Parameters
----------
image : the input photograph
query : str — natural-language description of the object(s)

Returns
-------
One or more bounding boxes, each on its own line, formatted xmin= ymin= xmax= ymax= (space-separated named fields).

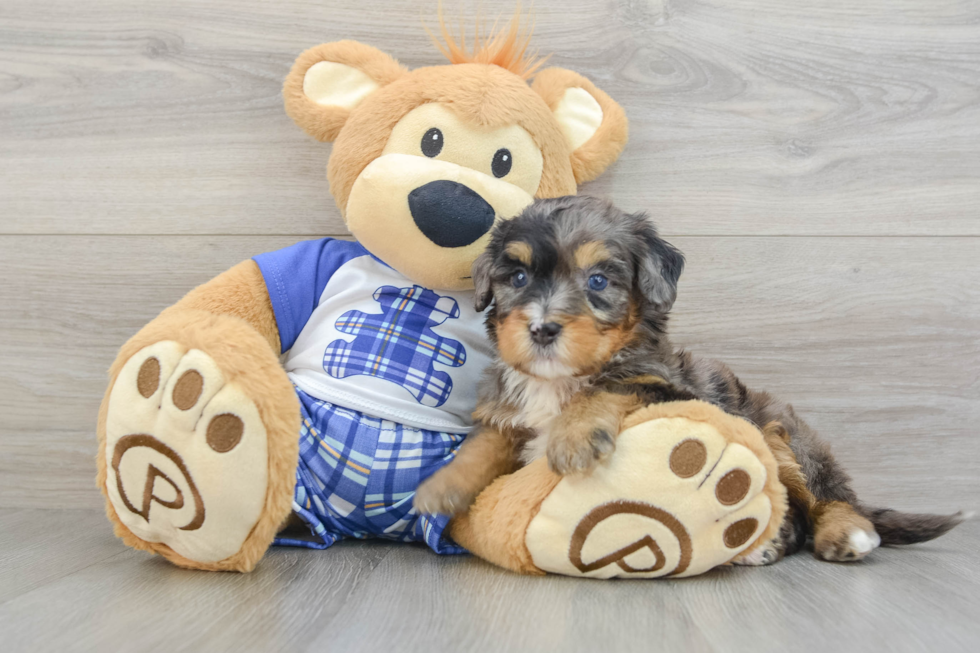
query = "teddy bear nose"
xmin=408 ymin=180 xmax=496 ymax=248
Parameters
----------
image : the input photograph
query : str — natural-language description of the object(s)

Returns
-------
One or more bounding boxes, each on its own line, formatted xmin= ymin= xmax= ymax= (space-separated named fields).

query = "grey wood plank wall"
xmin=1 ymin=0 xmax=978 ymax=512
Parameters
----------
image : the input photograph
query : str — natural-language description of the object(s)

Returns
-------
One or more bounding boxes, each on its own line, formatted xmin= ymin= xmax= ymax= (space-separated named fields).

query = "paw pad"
xmin=172 ymin=370 xmax=204 ymax=410
xmin=715 ymin=469 xmax=751 ymax=506
xmin=105 ymin=342 xmax=269 ymax=563
xmin=525 ymin=415 xmax=774 ymax=578
xmin=206 ymin=414 xmax=244 ymax=453
xmin=137 ymin=357 xmax=161 ymax=398
xmin=723 ymin=518 xmax=758 ymax=548
xmin=669 ymin=439 xmax=706 ymax=477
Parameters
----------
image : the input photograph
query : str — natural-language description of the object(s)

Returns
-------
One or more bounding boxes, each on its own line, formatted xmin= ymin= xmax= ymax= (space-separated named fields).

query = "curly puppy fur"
xmin=415 ymin=196 xmax=966 ymax=563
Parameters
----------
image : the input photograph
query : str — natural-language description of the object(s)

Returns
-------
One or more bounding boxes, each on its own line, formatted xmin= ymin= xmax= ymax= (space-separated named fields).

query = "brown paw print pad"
xmin=668 ymin=439 xmax=756 ymax=549
xmin=715 ymin=469 xmax=751 ymax=505
xmin=723 ymin=518 xmax=759 ymax=549
xmin=136 ymin=358 xmax=243 ymax=454
xmin=137 ymin=357 xmax=161 ymax=398
xmin=668 ymin=439 xmax=707 ymax=477
xmin=173 ymin=369 xmax=204 ymax=410
xmin=207 ymin=414 xmax=244 ymax=453
xmin=669 ymin=439 xmax=752 ymax=504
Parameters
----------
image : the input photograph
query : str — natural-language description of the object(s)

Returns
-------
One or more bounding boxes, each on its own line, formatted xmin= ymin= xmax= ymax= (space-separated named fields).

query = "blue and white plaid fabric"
xmin=323 ymin=285 xmax=467 ymax=407
xmin=273 ymin=386 xmax=466 ymax=554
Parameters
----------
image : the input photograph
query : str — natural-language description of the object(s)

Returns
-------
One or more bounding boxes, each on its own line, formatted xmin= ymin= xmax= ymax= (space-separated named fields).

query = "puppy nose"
xmin=408 ymin=180 xmax=496 ymax=248
xmin=529 ymin=322 xmax=562 ymax=346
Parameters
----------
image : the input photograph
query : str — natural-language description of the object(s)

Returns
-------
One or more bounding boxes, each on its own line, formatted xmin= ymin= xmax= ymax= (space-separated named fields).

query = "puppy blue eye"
xmin=512 ymin=270 xmax=528 ymax=288
xmin=588 ymin=274 xmax=608 ymax=291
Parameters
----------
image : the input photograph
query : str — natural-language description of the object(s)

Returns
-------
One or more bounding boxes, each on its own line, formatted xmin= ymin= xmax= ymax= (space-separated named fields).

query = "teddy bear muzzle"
xmin=343 ymin=153 xmax=534 ymax=290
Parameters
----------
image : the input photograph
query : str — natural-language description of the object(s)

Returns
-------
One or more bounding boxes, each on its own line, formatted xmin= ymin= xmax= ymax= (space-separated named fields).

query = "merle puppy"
xmin=415 ymin=195 xmax=965 ymax=563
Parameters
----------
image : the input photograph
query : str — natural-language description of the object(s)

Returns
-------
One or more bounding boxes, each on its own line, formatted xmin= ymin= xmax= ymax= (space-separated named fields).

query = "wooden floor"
xmin=1 ymin=0 xmax=979 ymax=650
xmin=0 ymin=508 xmax=977 ymax=652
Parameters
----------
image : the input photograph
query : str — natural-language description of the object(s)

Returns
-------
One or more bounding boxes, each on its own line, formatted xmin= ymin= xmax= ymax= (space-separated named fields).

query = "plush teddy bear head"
xmin=284 ymin=15 xmax=628 ymax=290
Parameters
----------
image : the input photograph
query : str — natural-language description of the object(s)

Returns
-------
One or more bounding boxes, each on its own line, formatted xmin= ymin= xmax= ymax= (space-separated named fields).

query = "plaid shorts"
xmin=273 ymin=387 xmax=466 ymax=554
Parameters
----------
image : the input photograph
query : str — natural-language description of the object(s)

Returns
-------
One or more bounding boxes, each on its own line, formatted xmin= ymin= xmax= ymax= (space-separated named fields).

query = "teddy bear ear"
xmin=283 ymin=40 xmax=407 ymax=142
xmin=532 ymin=68 xmax=629 ymax=184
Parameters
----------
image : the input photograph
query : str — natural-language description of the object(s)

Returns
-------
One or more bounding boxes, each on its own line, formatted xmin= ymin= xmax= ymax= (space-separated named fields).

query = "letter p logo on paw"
xmin=111 ymin=434 xmax=206 ymax=531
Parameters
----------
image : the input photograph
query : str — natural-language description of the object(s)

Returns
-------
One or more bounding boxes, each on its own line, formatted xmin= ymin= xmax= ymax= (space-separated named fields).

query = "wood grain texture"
xmin=0 ymin=509 xmax=394 ymax=651
xmin=1 ymin=235 xmax=976 ymax=511
xmin=1 ymin=1 xmax=978 ymax=648
xmin=1 ymin=0 xmax=979 ymax=236
xmin=0 ymin=508 xmax=127 ymax=603
xmin=1 ymin=508 xmax=977 ymax=652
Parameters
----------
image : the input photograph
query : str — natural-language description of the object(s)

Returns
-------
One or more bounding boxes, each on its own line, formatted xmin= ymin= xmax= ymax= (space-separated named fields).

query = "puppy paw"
xmin=732 ymin=541 xmax=781 ymax=566
xmin=814 ymin=503 xmax=881 ymax=562
xmin=414 ymin=472 xmax=478 ymax=516
xmin=547 ymin=428 xmax=616 ymax=475
xmin=815 ymin=523 xmax=881 ymax=562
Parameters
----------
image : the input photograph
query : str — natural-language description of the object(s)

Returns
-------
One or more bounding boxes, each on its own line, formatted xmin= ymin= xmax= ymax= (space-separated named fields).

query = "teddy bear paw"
xmin=104 ymin=342 xmax=270 ymax=564
xmin=524 ymin=411 xmax=776 ymax=578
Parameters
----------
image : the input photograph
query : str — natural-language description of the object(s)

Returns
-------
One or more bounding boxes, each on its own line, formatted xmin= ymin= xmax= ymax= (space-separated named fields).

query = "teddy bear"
xmin=96 ymin=15 xmax=787 ymax=577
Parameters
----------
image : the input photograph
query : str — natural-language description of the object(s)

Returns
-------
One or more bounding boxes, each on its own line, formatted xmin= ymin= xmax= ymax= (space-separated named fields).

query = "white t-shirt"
xmin=254 ymin=238 xmax=492 ymax=433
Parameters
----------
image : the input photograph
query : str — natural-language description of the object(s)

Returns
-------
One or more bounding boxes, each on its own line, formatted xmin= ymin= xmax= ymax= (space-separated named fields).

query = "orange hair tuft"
xmin=427 ymin=2 xmax=548 ymax=80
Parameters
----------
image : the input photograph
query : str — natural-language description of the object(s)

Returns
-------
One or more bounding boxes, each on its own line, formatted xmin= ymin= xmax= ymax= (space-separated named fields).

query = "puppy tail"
xmin=861 ymin=506 xmax=972 ymax=545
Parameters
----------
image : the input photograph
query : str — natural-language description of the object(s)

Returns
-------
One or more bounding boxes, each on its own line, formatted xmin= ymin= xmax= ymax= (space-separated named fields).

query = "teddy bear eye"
xmin=421 ymin=128 xmax=444 ymax=157
xmin=492 ymin=148 xmax=513 ymax=177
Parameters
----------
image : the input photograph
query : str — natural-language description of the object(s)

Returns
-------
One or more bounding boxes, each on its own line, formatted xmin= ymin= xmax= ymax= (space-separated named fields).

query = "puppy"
xmin=415 ymin=196 xmax=965 ymax=563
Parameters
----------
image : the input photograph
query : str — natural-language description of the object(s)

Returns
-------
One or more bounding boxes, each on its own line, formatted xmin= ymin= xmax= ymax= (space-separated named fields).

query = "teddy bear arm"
xmin=166 ymin=259 xmax=281 ymax=354
xmin=97 ymin=259 xmax=299 ymax=572
xmin=449 ymin=462 xmax=562 ymax=575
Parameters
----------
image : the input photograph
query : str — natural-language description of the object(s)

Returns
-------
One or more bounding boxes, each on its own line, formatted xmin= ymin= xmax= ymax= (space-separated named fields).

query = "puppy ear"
xmin=472 ymin=249 xmax=495 ymax=312
xmin=633 ymin=214 xmax=685 ymax=311
xmin=283 ymin=40 xmax=406 ymax=142
xmin=531 ymin=68 xmax=628 ymax=184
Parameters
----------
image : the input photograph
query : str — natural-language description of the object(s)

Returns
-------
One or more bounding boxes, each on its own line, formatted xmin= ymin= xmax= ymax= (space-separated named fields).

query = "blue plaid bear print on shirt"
xmin=323 ymin=285 xmax=467 ymax=407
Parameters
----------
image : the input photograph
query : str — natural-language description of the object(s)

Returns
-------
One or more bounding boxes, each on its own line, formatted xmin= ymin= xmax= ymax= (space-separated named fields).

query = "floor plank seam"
xmin=0 ymin=548 xmax=130 ymax=609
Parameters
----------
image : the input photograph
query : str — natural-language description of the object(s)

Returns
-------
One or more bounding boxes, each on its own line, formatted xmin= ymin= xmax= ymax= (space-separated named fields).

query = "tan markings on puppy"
xmin=560 ymin=314 xmax=637 ymax=376
xmin=763 ymin=421 xmax=792 ymax=444
xmin=812 ymin=500 xmax=880 ymax=562
xmin=505 ymin=241 xmax=534 ymax=267
xmin=546 ymin=391 xmax=642 ymax=475
xmin=589 ymin=296 xmax=642 ymax=370
xmin=619 ymin=375 xmax=668 ymax=386
xmin=473 ymin=394 xmax=521 ymax=431
xmin=414 ymin=426 xmax=521 ymax=516
xmin=560 ymin=316 xmax=605 ymax=373
xmin=573 ymin=240 xmax=610 ymax=269
xmin=739 ymin=421 xmax=814 ymax=564
xmin=763 ymin=422 xmax=815 ymax=514
xmin=495 ymin=309 xmax=536 ymax=373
